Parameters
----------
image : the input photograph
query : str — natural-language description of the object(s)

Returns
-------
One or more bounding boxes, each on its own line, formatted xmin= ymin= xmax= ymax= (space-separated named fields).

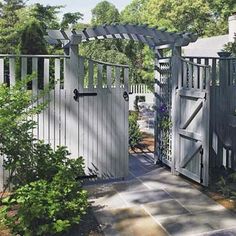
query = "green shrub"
xmin=0 ymin=76 xmax=47 ymax=190
xmin=0 ymin=77 xmax=88 ymax=235
xmin=1 ymin=157 xmax=88 ymax=235
xmin=129 ymin=112 xmax=141 ymax=148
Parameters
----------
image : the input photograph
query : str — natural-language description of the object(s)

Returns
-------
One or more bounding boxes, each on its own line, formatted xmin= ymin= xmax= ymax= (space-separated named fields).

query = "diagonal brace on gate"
xmin=180 ymin=141 xmax=202 ymax=168
xmin=180 ymin=100 xmax=203 ymax=129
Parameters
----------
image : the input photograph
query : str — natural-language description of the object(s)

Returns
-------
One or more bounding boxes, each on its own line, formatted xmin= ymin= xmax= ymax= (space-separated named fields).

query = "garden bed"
xmin=0 ymin=205 xmax=104 ymax=236
xmin=129 ymin=132 xmax=154 ymax=153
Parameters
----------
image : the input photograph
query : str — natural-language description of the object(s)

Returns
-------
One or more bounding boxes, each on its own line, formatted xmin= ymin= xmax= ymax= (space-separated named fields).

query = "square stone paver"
xmin=158 ymin=213 xmax=214 ymax=236
xmin=199 ymin=227 xmax=236 ymax=236
xmin=119 ymin=189 xmax=172 ymax=206
xmin=95 ymin=206 xmax=168 ymax=236
xmin=143 ymin=199 xmax=190 ymax=220
xmin=113 ymin=179 xmax=149 ymax=192
xmin=158 ymin=209 xmax=236 ymax=236
xmin=86 ymin=184 xmax=128 ymax=210
xmin=164 ymin=187 xmax=225 ymax=213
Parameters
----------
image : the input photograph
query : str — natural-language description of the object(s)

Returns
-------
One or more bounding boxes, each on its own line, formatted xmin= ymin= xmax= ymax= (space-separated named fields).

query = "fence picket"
xmin=43 ymin=59 xmax=50 ymax=144
xmin=0 ymin=59 xmax=4 ymax=84
xmin=9 ymin=58 xmax=16 ymax=86
xmin=54 ymin=59 xmax=61 ymax=147
xmin=32 ymin=58 xmax=38 ymax=139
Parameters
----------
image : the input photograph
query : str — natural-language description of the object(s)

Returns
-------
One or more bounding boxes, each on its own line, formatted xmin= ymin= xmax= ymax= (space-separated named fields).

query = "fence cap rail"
xmin=0 ymin=54 xmax=69 ymax=58
xmin=0 ymin=54 xmax=129 ymax=68
xmin=184 ymin=56 xmax=236 ymax=60
xmin=178 ymin=56 xmax=211 ymax=68
xmin=82 ymin=56 xmax=129 ymax=68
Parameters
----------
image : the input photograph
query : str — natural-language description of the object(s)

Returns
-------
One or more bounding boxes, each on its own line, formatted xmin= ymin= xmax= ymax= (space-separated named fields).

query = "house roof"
xmin=183 ymin=34 xmax=229 ymax=57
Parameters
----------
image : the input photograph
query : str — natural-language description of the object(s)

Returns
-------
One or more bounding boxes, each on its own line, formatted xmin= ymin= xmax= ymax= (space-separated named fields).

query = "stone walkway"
xmin=85 ymin=153 xmax=236 ymax=236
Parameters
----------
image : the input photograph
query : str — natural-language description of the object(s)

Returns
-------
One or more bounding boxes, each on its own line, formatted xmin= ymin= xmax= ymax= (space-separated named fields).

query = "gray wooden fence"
xmin=0 ymin=54 xmax=129 ymax=190
xmin=172 ymin=56 xmax=211 ymax=186
xmin=185 ymin=57 xmax=236 ymax=173
xmin=1 ymin=52 xmax=236 ymax=189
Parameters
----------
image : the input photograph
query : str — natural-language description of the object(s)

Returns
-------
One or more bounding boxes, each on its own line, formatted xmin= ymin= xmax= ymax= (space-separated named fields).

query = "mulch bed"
xmin=129 ymin=132 xmax=154 ymax=153
xmin=0 ymin=204 xmax=104 ymax=236
xmin=67 ymin=206 xmax=104 ymax=236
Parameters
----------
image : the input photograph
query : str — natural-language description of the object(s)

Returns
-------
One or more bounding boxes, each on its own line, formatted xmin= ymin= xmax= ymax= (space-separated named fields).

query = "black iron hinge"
xmin=200 ymin=148 xmax=204 ymax=155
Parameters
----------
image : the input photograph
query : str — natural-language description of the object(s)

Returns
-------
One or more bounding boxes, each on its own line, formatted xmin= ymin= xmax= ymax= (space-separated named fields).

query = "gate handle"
xmin=123 ymin=91 xmax=129 ymax=102
xmin=73 ymin=89 xmax=98 ymax=101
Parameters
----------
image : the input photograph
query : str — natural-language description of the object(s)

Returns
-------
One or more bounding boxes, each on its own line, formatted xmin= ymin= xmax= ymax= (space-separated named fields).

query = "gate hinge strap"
xmin=200 ymin=148 xmax=204 ymax=155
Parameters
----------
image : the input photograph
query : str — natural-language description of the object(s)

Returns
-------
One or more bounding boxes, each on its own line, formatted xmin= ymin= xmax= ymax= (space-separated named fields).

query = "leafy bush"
xmin=0 ymin=77 xmax=88 ymax=235
xmin=0 ymin=76 xmax=47 ymax=190
xmin=129 ymin=112 xmax=141 ymax=148
xmin=216 ymin=172 xmax=236 ymax=197
xmin=1 ymin=157 xmax=88 ymax=236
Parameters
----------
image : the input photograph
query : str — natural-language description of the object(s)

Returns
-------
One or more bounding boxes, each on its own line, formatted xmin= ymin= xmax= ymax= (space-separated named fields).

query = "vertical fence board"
xmin=43 ymin=59 xmax=50 ymax=144
xmin=21 ymin=58 xmax=27 ymax=80
xmin=0 ymin=58 xmax=4 ymax=83
xmin=123 ymin=68 xmax=129 ymax=175
xmin=96 ymin=64 xmax=103 ymax=176
xmin=88 ymin=60 xmax=94 ymax=89
xmin=9 ymin=58 xmax=16 ymax=86
xmin=115 ymin=67 xmax=122 ymax=177
xmin=32 ymin=58 xmax=39 ymax=139
xmin=54 ymin=59 xmax=61 ymax=147
xmin=106 ymin=66 xmax=113 ymax=175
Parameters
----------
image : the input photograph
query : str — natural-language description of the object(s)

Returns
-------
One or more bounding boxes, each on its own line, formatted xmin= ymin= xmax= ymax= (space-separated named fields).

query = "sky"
xmin=27 ymin=0 xmax=132 ymax=23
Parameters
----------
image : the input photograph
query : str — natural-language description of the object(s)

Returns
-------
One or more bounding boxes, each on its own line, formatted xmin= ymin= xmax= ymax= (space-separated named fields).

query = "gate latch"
xmin=73 ymin=89 xmax=97 ymax=101
xmin=123 ymin=91 xmax=129 ymax=102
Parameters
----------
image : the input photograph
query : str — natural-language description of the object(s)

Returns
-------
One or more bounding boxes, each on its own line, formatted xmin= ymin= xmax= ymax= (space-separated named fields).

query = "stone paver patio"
xmin=85 ymin=153 xmax=236 ymax=236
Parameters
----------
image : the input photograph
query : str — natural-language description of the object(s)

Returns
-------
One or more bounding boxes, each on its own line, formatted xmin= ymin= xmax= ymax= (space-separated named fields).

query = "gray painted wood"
xmin=9 ymin=58 xmax=16 ymax=86
xmin=172 ymin=56 xmax=211 ymax=186
xmin=43 ymin=59 xmax=50 ymax=144
xmin=54 ymin=59 xmax=61 ymax=148
xmin=75 ymin=61 xmax=129 ymax=178
xmin=0 ymin=59 xmax=4 ymax=83
xmin=32 ymin=58 xmax=38 ymax=139
xmin=21 ymin=57 xmax=27 ymax=81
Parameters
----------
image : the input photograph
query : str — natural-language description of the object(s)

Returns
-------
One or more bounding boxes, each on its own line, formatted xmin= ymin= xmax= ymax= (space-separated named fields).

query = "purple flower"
xmin=159 ymin=104 xmax=167 ymax=113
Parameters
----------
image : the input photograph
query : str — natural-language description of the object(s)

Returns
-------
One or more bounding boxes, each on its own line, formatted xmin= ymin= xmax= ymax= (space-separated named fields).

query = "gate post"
xmin=154 ymin=47 xmax=163 ymax=164
xmin=64 ymin=34 xmax=82 ymax=158
xmin=171 ymin=46 xmax=181 ymax=174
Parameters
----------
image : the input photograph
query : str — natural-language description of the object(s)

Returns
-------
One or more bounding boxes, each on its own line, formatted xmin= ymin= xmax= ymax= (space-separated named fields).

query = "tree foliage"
xmin=61 ymin=12 xmax=83 ymax=30
xmin=91 ymin=0 xmax=120 ymax=25
xmin=0 ymin=0 xmax=25 ymax=53
xmin=121 ymin=0 xmax=236 ymax=37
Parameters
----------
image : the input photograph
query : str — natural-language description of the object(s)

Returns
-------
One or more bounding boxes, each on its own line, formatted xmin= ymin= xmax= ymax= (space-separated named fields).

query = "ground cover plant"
xmin=129 ymin=111 xmax=142 ymax=148
xmin=0 ymin=77 xmax=88 ymax=236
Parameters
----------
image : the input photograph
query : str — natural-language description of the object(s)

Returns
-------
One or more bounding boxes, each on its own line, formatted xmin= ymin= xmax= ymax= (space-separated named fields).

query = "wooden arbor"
xmin=45 ymin=24 xmax=198 ymax=177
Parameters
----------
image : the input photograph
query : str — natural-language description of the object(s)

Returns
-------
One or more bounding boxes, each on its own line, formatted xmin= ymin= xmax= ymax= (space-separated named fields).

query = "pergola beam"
xmin=45 ymin=24 xmax=198 ymax=49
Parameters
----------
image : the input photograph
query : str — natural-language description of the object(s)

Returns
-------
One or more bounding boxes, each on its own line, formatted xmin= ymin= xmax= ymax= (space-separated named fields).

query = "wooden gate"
xmin=172 ymin=56 xmax=211 ymax=186
xmin=0 ymin=54 xmax=129 ymax=187
xmin=75 ymin=58 xmax=129 ymax=178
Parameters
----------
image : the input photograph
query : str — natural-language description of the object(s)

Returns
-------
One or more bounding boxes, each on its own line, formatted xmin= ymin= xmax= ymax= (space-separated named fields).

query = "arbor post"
xmin=154 ymin=47 xmax=163 ymax=164
xmin=64 ymin=34 xmax=82 ymax=158
xmin=171 ymin=46 xmax=181 ymax=174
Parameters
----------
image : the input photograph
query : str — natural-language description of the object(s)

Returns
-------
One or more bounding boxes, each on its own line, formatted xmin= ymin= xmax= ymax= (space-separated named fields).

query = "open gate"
xmin=172 ymin=56 xmax=211 ymax=186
